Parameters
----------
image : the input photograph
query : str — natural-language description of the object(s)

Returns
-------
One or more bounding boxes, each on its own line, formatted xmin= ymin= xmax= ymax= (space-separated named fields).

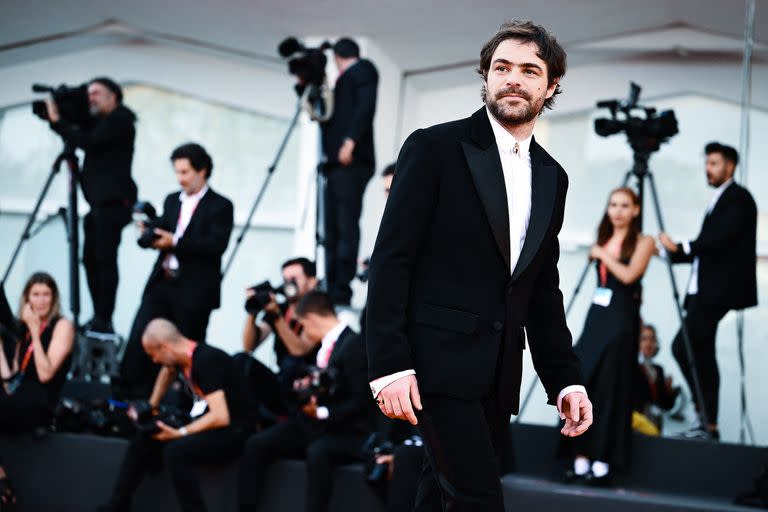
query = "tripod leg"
xmin=645 ymin=172 xmax=712 ymax=430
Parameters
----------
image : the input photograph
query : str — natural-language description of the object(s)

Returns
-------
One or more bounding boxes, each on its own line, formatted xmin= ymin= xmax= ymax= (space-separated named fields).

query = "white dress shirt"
xmin=682 ymin=178 xmax=733 ymax=296
xmin=314 ymin=320 xmax=348 ymax=420
xmin=369 ymin=111 xmax=586 ymax=414
xmin=166 ymin=185 xmax=209 ymax=271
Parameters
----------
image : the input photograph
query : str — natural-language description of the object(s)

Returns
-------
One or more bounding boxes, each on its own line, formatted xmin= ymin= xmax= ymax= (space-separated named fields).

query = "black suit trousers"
xmin=414 ymin=391 xmax=510 ymax=512
xmin=323 ymin=165 xmax=372 ymax=305
xmin=672 ymin=295 xmax=729 ymax=424
xmin=238 ymin=417 xmax=367 ymax=512
xmin=107 ymin=427 xmax=248 ymax=512
xmin=118 ymin=279 xmax=212 ymax=400
xmin=83 ymin=205 xmax=131 ymax=323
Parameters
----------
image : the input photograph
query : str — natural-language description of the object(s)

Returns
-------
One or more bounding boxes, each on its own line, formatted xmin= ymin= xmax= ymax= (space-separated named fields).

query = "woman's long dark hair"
xmin=18 ymin=271 xmax=61 ymax=320
xmin=596 ymin=187 xmax=641 ymax=261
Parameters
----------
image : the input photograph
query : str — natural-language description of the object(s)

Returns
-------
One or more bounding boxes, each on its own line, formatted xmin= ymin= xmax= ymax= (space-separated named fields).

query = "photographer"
xmin=118 ymin=143 xmax=233 ymax=400
xmin=238 ymin=291 xmax=373 ymax=512
xmin=100 ymin=319 xmax=248 ymax=512
xmin=321 ymin=38 xmax=379 ymax=306
xmin=659 ymin=142 xmax=757 ymax=440
xmin=46 ymin=77 xmax=138 ymax=333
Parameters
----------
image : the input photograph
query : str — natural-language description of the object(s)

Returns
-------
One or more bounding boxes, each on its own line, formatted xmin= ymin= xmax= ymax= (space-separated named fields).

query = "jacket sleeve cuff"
xmin=557 ymin=385 xmax=587 ymax=419
xmin=681 ymin=241 xmax=691 ymax=255
xmin=369 ymin=370 xmax=416 ymax=398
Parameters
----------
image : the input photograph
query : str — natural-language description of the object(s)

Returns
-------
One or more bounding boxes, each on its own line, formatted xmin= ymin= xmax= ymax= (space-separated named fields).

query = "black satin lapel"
xmin=511 ymin=151 xmax=557 ymax=281
xmin=461 ymin=141 xmax=511 ymax=271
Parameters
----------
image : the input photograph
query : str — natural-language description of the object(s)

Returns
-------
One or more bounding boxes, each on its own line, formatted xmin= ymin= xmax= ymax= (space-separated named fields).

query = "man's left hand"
xmin=658 ymin=232 xmax=678 ymax=253
xmin=45 ymin=98 xmax=60 ymax=123
xmin=301 ymin=395 xmax=318 ymax=419
xmin=338 ymin=138 xmax=355 ymax=166
xmin=153 ymin=421 xmax=182 ymax=441
xmin=152 ymin=228 xmax=175 ymax=250
xmin=560 ymin=391 xmax=593 ymax=437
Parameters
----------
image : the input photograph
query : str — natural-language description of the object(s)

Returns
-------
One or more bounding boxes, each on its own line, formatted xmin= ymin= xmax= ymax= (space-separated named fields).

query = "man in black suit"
xmin=366 ymin=21 xmax=592 ymax=510
xmin=659 ymin=141 xmax=757 ymax=440
xmin=118 ymin=143 xmax=234 ymax=400
xmin=238 ymin=291 xmax=373 ymax=512
xmin=321 ymin=37 xmax=378 ymax=306
xmin=47 ymin=77 xmax=138 ymax=333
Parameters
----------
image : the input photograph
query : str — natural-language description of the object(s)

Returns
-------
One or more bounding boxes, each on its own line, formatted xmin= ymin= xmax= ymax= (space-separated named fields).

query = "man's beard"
xmin=485 ymin=86 xmax=545 ymax=126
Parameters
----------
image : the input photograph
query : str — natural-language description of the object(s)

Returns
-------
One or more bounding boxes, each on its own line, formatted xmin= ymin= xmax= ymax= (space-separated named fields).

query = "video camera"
xmin=31 ymin=83 xmax=90 ymax=128
xmin=132 ymin=201 xmax=162 ymax=248
xmin=295 ymin=365 xmax=338 ymax=406
xmin=244 ymin=280 xmax=300 ymax=315
xmin=278 ymin=37 xmax=333 ymax=121
xmin=594 ymin=82 xmax=679 ymax=154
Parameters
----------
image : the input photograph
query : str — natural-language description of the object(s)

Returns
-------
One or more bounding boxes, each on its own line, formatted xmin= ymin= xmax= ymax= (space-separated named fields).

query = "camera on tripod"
xmin=244 ymin=280 xmax=300 ymax=315
xmin=295 ymin=365 xmax=338 ymax=406
xmin=278 ymin=37 xmax=333 ymax=121
xmin=594 ymin=82 xmax=679 ymax=154
xmin=132 ymin=201 xmax=162 ymax=249
xmin=31 ymin=83 xmax=91 ymax=128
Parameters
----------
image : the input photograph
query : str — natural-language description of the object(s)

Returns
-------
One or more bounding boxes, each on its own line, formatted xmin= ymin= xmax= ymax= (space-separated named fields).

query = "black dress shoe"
xmin=585 ymin=472 xmax=613 ymax=488
xmin=84 ymin=317 xmax=115 ymax=334
xmin=677 ymin=424 xmax=720 ymax=442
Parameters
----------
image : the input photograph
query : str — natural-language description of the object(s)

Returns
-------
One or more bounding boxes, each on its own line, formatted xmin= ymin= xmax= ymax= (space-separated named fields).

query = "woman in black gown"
xmin=0 ymin=273 xmax=75 ymax=508
xmin=563 ymin=187 xmax=655 ymax=485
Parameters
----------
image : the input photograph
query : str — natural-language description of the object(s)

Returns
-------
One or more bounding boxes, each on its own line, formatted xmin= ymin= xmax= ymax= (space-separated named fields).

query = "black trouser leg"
xmin=387 ymin=444 xmax=426 ymax=512
xmin=118 ymin=286 xmax=171 ymax=400
xmin=107 ymin=434 xmax=160 ymax=510
xmin=171 ymin=298 xmax=212 ymax=343
xmin=238 ymin=419 xmax=310 ymax=510
xmin=305 ymin=432 xmax=367 ymax=512
xmin=164 ymin=428 xmax=248 ymax=512
xmin=672 ymin=296 xmax=729 ymax=425
xmin=414 ymin=394 xmax=507 ymax=512
xmin=324 ymin=166 xmax=372 ymax=305
xmin=83 ymin=206 xmax=131 ymax=324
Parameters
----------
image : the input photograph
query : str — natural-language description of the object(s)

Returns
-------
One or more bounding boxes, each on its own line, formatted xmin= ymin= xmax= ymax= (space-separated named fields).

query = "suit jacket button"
xmin=493 ymin=321 xmax=503 ymax=331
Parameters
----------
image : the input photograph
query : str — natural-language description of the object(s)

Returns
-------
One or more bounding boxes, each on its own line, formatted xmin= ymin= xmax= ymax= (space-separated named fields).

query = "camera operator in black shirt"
xmin=46 ymin=77 xmax=137 ymax=333
xmin=238 ymin=291 xmax=373 ymax=512
xmin=99 ymin=319 xmax=248 ymax=512
xmin=321 ymin=38 xmax=379 ymax=306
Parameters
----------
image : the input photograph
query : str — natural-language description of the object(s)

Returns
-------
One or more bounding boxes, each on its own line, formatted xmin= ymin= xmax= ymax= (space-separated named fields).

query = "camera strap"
xmin=182 ymin=341 xmax=205 ymax=398
xmin=19 ymin=318 xmax=49 ymax=374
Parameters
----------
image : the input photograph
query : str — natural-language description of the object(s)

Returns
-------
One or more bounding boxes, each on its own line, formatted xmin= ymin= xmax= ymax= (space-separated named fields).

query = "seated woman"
xmin=0 ymin=272 xmax=75 ymax=508
xmin=560 ymin=187 xmax=655 ymax=486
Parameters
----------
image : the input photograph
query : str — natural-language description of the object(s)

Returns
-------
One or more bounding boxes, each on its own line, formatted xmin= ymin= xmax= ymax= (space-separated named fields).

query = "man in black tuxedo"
xmin=47 ymin=77 xmax=138 ymax=333
xmin=321 ymin=37 xmax=379 ymax=306
xmin=238 ymin=291 xmax=373 ymax=512
xmin=659 ymin=142 xmax=757 ymax=440
xmin=366 ymin=21 xmax=593 ymax=510
xmin=118 ymin=143 xmax=233 ymax=400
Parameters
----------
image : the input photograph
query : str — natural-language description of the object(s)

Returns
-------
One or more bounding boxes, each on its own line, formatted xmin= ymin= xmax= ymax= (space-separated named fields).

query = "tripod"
xmin=222 ymin=99 xmax=303 ymax=279
xmin=516 ymin=146 xmax=715 ymax=437
xmin=1 ymin=141 xmax=81 ymax=328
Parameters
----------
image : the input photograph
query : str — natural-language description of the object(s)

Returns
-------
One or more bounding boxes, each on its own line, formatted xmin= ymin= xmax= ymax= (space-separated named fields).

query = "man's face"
xmin=639 ymin=327 xmax=658 ymax=359
xmin=282 ymin=263 xmax=317 ymax=300
xmin=88 ymin=82 xmax=117 ymax=116
xmin=705 ymin=152 xmax=734 ymax=187
xmin=297 ymin=313 xmax=325 ymax=344
xmin=484 ymin=39 xmax=557 ymax=126
xmin=383 ymin=174 xmax=393 ymax=198
xmin=174 ymin=158 xmax=208 ymax=195
xmin=142 ymin=339 xmax=176 ymax=366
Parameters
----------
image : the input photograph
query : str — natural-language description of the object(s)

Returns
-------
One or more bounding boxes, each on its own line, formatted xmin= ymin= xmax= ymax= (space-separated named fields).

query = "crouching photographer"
xmin=238 ymin=291 xmax=374 ymax=512
xmin=99 ymin=319 xmax=249 ymax=512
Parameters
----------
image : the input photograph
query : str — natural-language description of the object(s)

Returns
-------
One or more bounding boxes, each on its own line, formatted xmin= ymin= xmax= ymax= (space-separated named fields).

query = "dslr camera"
xmin=133 ymin=201 xmax=161 ymax=248
xmin=244 ymin=280 xmax=299 ymax=315
xmin=131 ymin=400 xmax=190 ymax=435
xmin=295 ymin=365 xmax=338 ymax=406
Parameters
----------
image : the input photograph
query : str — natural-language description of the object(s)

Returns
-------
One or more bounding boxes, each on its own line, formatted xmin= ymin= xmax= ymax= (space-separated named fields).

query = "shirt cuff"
xmin=172 ymin=232 xmax=181 ymax=247
xmin=682 ymin=241 xmax=691 ymax=255
xmin=316 ymin=406 xmax=329 ymax=420
xmin=557 ymin=385 xmax=587 ymax=419
xmin=369 ymin=370 xmax=416 ymax=398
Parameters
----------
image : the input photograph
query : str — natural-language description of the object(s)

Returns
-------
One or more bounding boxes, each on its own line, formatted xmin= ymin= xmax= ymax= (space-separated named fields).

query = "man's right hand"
xmin=377 ymin=374 xmax=422 ymax=426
